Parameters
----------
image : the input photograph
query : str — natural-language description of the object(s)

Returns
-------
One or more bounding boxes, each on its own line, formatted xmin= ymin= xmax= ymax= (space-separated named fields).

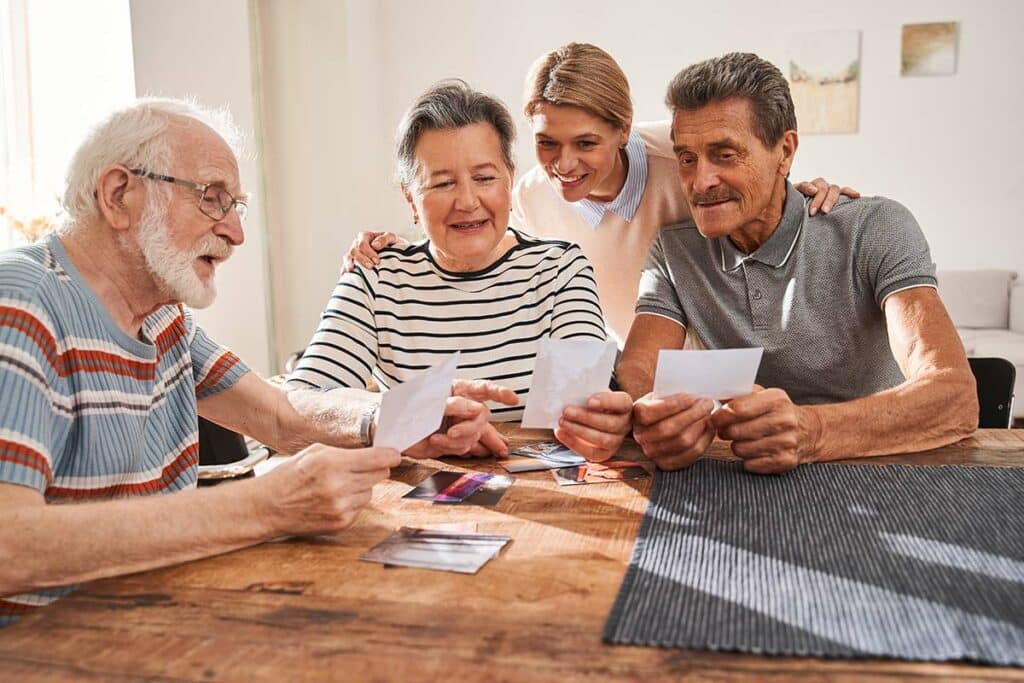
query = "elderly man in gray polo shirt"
xmin=617 ymin=52 xmax=977 ymax=475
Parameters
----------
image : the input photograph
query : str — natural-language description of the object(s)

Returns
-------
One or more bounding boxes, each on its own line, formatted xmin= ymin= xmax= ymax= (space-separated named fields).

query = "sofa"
xmin=937 ymin=270 xmax=1023 ymax=419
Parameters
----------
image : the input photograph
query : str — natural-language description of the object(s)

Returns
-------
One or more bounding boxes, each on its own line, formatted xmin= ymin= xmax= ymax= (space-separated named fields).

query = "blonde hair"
xmin=523 ymin=43 xmax=633 ymax=130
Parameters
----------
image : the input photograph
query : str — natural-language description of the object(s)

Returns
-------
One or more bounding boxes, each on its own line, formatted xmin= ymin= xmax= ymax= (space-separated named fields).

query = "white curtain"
xmin=0 ymin=0 xmax=134 ymax=248
xmin=0 ymin=0 xmax=33 ymax=249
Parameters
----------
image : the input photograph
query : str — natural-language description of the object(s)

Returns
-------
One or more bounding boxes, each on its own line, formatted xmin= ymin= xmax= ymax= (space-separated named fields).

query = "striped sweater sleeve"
xmin=549 ymin=244 xmax=607 ymax=341
xmin=182 ymin=308 xmax=249 ymax=399
xmin=287 ymin=267 xmax=379 ymax=390
xmin=0 ymin=294 xmax=61 ymax=492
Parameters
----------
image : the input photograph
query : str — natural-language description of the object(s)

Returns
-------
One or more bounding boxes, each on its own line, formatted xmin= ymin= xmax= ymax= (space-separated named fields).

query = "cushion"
xmin=937 ymin=270 xmax=1017 ymax=329
xmin=967 ymin=330 xmax=1024 ymax=367
xmin=1011 ymin=282 xmax=1024 ymax=334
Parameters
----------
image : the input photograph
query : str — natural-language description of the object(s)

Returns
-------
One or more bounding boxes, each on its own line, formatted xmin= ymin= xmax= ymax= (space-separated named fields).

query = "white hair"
xmin=62 ymin=97 xmax=242 ymax=225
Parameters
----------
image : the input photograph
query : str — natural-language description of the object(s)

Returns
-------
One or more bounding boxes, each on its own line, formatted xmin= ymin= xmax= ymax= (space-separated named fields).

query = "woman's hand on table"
xmin=793 ymin=178 xmax=860 ymax=216
xmin=403 ymin=396 xmax=495 ymax=459
xmin=342 ymin=231 xmax=406 ymax=272
xmin=554 ymin=390 xmax=633 ymax=462
xmin=450 ymin=379 xmax=519 ymax=457
xmin=403 ymin=381 xmax=519 ymax=459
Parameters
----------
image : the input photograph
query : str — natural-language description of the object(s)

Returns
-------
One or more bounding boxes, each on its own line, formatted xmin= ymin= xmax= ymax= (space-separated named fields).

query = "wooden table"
xmin=2 ymin=428 xmax=1023 ymax=681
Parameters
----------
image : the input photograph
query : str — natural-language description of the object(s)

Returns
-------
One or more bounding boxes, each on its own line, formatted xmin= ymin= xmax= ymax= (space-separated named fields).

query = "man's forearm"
xmin=0 ymin=479 xmax=276 ymax=596
xmin=615 ymin=361 xmax=654 ymax=401
xmin=199 ymin=374 xmax=378 ymax=454
xmin=806 ymin=370 xmax=978 ymax=462
xmin=278 ymin=387 xmax=380 ymax=453
xmin=616 ymin=313 xmax=687 ymax=401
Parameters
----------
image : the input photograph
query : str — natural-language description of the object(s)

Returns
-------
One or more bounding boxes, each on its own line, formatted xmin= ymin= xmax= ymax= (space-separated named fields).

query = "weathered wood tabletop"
xmin=1 ymin=427 xmax=1022 ymax=682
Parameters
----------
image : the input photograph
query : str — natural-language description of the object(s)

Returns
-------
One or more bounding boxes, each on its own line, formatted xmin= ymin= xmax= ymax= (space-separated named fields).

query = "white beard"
xmin=135 ymin=199 xmax=233 ymax=309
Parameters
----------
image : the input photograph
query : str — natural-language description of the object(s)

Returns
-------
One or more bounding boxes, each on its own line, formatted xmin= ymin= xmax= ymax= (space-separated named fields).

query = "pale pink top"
xmin=512 ymin=121 xmax=692 ymax=344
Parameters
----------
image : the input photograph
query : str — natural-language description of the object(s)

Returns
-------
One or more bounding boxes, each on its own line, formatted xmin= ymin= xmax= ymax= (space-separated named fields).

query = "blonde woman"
xmin=346 ymin=44 xmax=857 ymax=344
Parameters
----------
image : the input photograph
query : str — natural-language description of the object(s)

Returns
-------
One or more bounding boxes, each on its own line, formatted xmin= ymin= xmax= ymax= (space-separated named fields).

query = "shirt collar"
xmin=718 ymin=181 xmax=806 ymax=272
xmin=570 ymin=130 xmax=648 ymax=230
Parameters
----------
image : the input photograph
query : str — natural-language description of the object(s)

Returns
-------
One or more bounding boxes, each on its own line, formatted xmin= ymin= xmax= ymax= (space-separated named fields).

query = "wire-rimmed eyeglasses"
xmin=130 ymin=169 xmax=248 ymax=222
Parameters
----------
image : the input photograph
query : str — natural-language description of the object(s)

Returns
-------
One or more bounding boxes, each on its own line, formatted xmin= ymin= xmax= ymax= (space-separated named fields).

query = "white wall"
xmin=130 ymin=0 xmax=274 ymax=374
xmin=260 ymin=0 xmax=1023 ymax=355
xmin=256 ymin=0 xmax=392 ymax=362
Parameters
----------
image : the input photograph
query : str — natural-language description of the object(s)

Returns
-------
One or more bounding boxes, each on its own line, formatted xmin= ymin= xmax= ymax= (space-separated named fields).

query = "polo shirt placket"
xmin=718 ymin=194 xmax=807 ymax=333
xmin=742 ymin=261 xmax=774 ymax=331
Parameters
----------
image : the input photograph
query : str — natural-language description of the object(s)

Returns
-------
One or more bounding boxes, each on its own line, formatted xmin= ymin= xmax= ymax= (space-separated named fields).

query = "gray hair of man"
xmin=664 ymin=52 xmax=797 ymax=149
xmin=61 ymin=97 xmax=242 ymax=227
xmin=395 ymin=79 xmax=516 ymax=191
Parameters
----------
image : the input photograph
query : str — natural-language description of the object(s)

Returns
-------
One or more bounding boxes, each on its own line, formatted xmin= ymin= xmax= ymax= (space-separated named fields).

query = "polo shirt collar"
xmin=570 ymin=129 xmax=648 ymax=230
xmin=718 ymin=181 xmax=806 ymax=272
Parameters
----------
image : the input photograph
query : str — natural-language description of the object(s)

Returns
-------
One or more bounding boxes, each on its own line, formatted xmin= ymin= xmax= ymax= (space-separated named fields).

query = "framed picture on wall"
xmin=788 ymin=29 xmax=861 ymax=134
xmin=902 ymin=22 xmax=959 ymax=76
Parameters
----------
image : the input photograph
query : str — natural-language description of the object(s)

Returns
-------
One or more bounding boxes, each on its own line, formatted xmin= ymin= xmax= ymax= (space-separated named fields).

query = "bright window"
xmin=0 ymin=0 xmax=134 ymax=248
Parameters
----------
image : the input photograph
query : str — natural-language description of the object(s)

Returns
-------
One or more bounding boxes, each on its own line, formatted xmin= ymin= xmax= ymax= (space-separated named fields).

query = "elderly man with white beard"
xmin=0 ymin=98 xmax=514 ymax=625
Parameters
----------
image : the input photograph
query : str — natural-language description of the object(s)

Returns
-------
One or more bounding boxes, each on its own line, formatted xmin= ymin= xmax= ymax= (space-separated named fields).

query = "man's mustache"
xmin=692 ymin=190 xmax=739 ymax=204
xmin=193 ymin=234 xmax=234 ymax=260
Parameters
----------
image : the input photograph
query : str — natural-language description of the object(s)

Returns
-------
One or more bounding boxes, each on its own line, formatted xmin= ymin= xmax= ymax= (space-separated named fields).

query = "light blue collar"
xmin=571 ymin=130 xmax=648 ymax=230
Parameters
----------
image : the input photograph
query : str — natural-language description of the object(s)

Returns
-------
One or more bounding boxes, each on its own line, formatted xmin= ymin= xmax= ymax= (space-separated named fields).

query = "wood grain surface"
xmin=1 ymin=427 xmax=1022 ymax=682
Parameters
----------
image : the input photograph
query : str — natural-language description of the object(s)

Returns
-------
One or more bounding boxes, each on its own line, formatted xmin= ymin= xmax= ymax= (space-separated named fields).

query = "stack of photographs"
xmin=499 ymin=440 xmax=586 ymax=473
xmin=360 ymin=527 xmax=512 ymax=574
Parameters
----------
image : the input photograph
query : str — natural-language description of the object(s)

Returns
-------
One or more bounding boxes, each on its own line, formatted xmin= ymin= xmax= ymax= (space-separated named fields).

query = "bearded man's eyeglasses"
xmin=130 ymin=169 xmax=248 ymax=223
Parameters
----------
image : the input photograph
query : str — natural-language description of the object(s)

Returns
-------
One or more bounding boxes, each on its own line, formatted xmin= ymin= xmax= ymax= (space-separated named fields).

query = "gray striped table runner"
xmin=603 ymin=459 xmax=1024 ymax=665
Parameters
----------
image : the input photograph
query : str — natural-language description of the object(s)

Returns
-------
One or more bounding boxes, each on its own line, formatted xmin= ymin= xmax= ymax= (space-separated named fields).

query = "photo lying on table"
xmin=403 ymin=471 xmax=513 ymax=506
xmin=499 ymin=440 xmax=586 ymax=472
xmin=552 ymin=461 xmax=650 ymax=486
xmin=461 ymin=474 xmax=513 ymax=506
xmin=361 ymin=527 xmax=512 ymax=574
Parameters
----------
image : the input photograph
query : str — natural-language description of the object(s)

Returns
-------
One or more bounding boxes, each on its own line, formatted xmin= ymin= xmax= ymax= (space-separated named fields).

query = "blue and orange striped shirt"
xmin=0 ymin=233 xmax=249 ymax=624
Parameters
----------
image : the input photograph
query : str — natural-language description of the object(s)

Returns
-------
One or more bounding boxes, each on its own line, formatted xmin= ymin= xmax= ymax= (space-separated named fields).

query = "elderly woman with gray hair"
xmin=288 ymin=80 xmax=632 ymax=461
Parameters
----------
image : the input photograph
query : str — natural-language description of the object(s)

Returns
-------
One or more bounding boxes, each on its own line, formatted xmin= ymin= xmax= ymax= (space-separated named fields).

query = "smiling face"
xmin=530 ymin=103 xmax=629 ymax=203
xmin=671 ymin=97 xmax=797 ymax=249
xmin=138 ymin=122 xmax=245 ymax=308
xmin=405 ymin=122 xmax=513 ymax=272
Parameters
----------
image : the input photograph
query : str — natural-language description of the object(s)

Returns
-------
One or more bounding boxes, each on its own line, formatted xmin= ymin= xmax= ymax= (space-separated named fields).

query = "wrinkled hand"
xmin=632 ymin=392 xmax=715 ymax=470
xmin=451 ymin=378 xmax=519 ymax=408
xmin=794 ymin=177 xmax=860 ymax=216
xmin=404 ymin=396 xmax=508 ymax=459
xmin=710 ymin=387 xmax=823 ymax=474
xmin=450 ymin=379 xmax=519 ymax=457
xmin=341 ymin=231 xmax=405 ymax=272
xmin=264 ymin=443 xmax=400 ymax=536
xmin=555 ymin=391 xmax=633 ymax=462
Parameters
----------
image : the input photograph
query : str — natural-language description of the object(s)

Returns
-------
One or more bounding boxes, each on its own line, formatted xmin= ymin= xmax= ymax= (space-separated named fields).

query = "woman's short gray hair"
xmin=62 ymin=97 xmax=241 ymax=225
xmin=395 ymin=79 xmax=516 ymax=189
xmin=665 ymin=52 xmax=797 ymax=148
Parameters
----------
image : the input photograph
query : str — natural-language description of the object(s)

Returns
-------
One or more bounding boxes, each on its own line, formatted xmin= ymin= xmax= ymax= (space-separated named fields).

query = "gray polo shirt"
xmin=636 ymin=182 xmax=937 ymax=404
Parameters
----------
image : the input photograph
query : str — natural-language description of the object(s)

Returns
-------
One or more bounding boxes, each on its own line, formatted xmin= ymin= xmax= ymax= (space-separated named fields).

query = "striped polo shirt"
xmin=0 ymin=233 xmax=249 ymax=624
xmin=288 ymin=229 xmax=606 ymax=421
